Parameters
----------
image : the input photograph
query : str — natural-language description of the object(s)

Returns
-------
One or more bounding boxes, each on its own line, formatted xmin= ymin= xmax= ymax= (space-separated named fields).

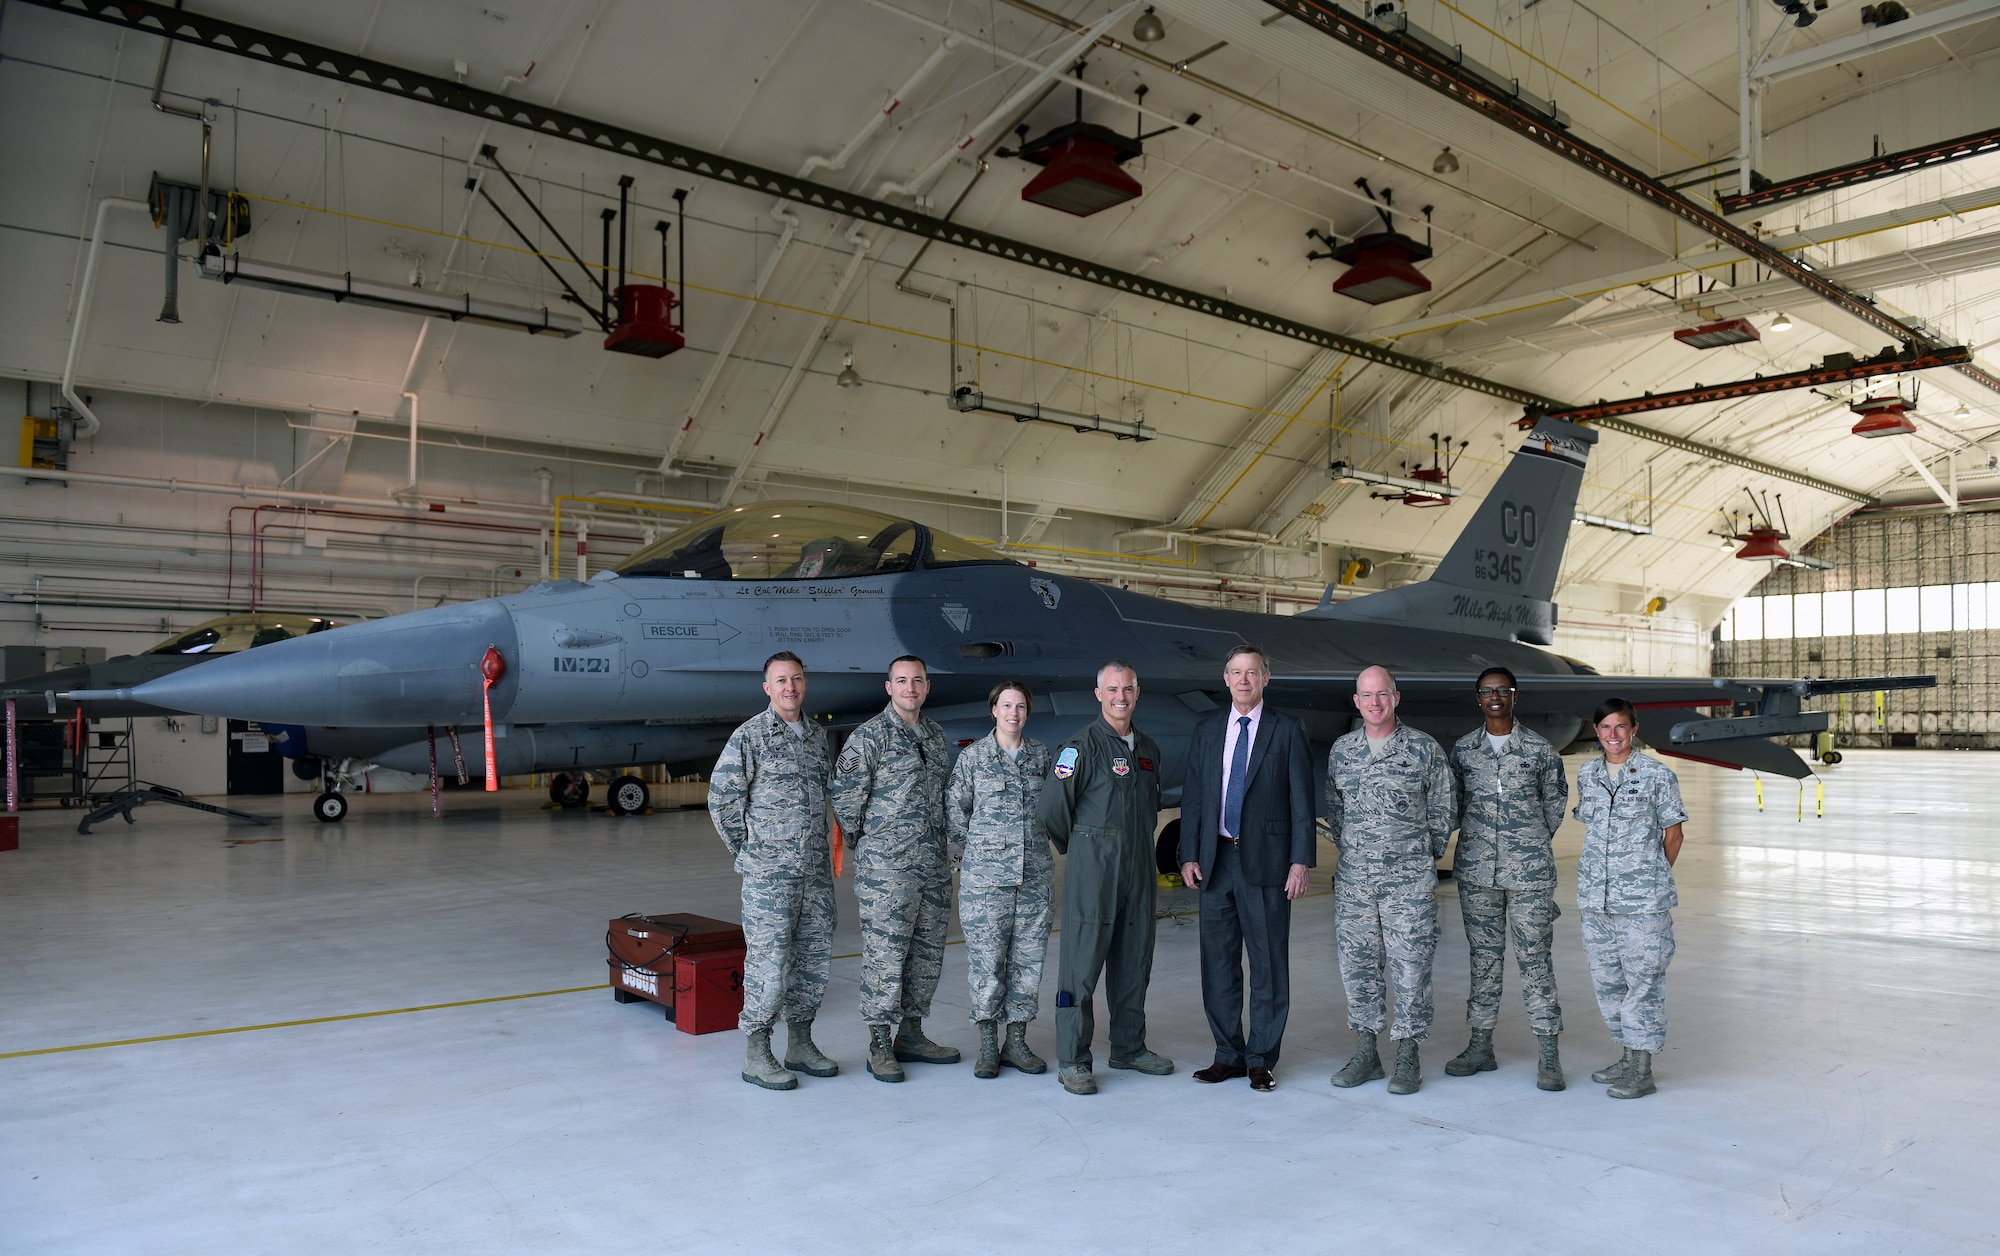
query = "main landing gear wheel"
xmin=313 ymin=791 xmax=348 ymax=823
xmin=1821 ymin=750 xmax=1844 ymax=766
xmin=550 ymin=772 xmax=590 ymax=809
xmin=608 ymin=775 xmax=651 ymax=816
xmin=1154 ymin=818 xmax=1182 ymax=876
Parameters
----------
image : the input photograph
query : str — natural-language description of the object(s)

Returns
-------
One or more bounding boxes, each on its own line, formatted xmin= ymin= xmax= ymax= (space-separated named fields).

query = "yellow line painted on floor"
xmin=0 ymin=985 xmax=606 ymax=1060
xmin=5 ymin=887 xmax=1340 ymax=1059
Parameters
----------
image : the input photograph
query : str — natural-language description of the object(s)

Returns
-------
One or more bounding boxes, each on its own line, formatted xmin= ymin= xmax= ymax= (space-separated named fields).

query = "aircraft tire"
xmin=313 ymin=791 xmax=348 ymax=823
xmin=550 ymin=773 xmax=590 ymax=809
xmin=1823 ymin=750 xmax=1843 ymax=766
xmin=608 ymin=775 xmax=650 ymax=816
xmin=1154 ymin=818 xmax=1182 ymax=876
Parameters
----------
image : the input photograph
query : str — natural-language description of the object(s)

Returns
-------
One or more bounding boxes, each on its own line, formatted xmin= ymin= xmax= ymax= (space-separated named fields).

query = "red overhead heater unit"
xmin=1673 ymin=318 xmax=1761 ymax=350
xmin=1731 ymin=490 xmax=1793 ymax=561
xmin=1019 ymin=123 xmax=1143 ymax=216
xmin=1734 ymin=525 xmax=1791 ymax=561
xmin=602 ymin=180 xmax=686 ymax=358
xmin=1308 ymin=180 xmax=1434 ymax=305
xmin=474 ymin=149 xmax=688 ymax=358
xmin=1400 ymin=464 xmax=1452 ymax=507
xmin=1849 ymin=394 xmax=1917 ymax=438
xmin=1005 ymin=72 xmax=1187 ymax=218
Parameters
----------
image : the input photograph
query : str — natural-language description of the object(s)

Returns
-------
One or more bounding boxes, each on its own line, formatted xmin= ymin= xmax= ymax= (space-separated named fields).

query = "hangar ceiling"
xmin=3 ymin=0 xmax=1999 ymax=643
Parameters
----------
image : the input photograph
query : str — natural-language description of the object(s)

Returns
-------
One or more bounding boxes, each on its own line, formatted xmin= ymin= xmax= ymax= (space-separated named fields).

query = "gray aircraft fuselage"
xmin=84 ymin=417 xmax=1872 ymax=787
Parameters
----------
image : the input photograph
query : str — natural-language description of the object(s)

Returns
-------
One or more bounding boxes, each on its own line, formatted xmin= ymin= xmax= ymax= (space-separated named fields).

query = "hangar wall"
xmin=1714 ymin=505 xmax=2000 ymax=748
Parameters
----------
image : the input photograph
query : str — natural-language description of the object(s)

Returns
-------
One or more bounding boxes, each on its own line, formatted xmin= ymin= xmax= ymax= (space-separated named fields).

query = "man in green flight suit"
xmin=1036 ymin=659 xmax=1176 ymax=1095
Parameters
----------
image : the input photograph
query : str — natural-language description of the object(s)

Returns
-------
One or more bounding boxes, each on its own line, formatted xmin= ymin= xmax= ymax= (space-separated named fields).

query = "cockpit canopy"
xmin=617 ymin=501 xmax=1016 ymax=581
xmin=148 ymin=613 xmax=345 ymax=655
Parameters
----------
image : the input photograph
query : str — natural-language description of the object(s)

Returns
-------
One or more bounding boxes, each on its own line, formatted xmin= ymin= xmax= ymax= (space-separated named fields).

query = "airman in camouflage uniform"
xmin=1574 ymin=699 xmax=1687 ymax=1100
xmin=1325 ymin=666 xmax=1455 ymax=1096
xmin=831 ymin=655 xmax=957 ymax=1082
xmin=709 ymin=651 xmax=837 ymax=1091
xmin=1445 ymin=667 xmax=1570 ymax=1090
xmin=946 ymin=681 xmax=1054 ymax=1078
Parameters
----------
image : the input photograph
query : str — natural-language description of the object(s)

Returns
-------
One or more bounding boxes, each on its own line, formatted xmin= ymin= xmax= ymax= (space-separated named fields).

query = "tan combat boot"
xmin=1607 ymin=1050 xmax=1656 ymax=1099
xmin=973 ymin=1021 xmax=1000 ymax=1079
xmin=867 ymin=1024 xmax=904 ymax=1083
xmin=1001 ymin=1022 xmax=1047 ymax=1074
xmin=741 ymin=1029 xmax=798 ymax=1091
xmin=893 ymin=1016 xmax=961 ymax=1064
xmin=784 ymin=1017 xmax=837 ymax=1078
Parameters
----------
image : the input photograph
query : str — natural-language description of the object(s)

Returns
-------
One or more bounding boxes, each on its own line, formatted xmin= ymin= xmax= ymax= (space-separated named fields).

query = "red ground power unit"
xmin=606 ymin=912 xmax=744 ymax=1033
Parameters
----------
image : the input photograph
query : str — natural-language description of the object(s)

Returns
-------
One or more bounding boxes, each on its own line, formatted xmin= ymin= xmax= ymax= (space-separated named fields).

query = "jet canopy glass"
xmin=617 ymin=501 xmax=1016 ymax=580
xmin=147 ymin=613 xmax=344 ymax=655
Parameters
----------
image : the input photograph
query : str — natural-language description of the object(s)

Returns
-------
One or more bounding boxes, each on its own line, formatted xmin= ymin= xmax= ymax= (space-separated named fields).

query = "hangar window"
xmin=1719 ymin=583 xmax=2000 ymax=640
xmin=617 ymin=501 xmax=1016 ymax=580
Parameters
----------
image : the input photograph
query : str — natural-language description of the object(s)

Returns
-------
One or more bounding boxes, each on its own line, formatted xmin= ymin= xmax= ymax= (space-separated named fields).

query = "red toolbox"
xmin=606 ymin=912 xmax=745 ymax=1033
xmin=672 ymin=946 xmax=747 ymax=1036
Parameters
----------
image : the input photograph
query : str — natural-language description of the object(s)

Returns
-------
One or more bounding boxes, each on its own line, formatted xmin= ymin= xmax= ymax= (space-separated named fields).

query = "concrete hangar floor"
xmin=2 ymin=750 xmax=1993 ymax=1254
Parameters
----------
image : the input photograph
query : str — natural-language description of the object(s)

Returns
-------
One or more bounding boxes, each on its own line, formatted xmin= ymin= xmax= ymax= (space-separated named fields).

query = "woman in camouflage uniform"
xmin=1574 ymin=697 xmax=1688 ymax=1100
xmin=945 ymin=681 xmax=1055 ymax=1079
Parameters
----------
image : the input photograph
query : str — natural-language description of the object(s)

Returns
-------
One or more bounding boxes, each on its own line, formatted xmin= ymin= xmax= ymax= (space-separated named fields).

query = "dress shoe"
xmin=1248 ymin=1067 xmax=1276 ymax=1092
xmin=1192 ymin=1062 xmax=1248 ymax=1084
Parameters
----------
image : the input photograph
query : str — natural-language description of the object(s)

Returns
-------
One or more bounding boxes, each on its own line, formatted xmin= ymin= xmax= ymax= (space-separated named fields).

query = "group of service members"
xmin=707 ymin=645 xmax=1687 ymax=1101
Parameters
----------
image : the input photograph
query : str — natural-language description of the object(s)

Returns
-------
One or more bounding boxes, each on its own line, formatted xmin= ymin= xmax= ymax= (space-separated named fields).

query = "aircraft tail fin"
xmin=1303 ymin=415 xmax=1597 ymax=645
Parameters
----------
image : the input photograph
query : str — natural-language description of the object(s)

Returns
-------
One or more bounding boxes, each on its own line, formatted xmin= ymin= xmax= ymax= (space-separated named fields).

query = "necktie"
xmin=1223 ymin=715 xmax=1250 ymax=839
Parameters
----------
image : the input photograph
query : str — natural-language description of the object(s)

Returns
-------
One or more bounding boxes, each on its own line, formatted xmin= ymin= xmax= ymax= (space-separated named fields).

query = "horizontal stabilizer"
xmin=1669 ymin=711 xmax=1829 ymax=743
xmin=1793 ymin=673 xmax=1935 ymax=697
xmin=1645 ymin=709 xmax=1813 ymax=779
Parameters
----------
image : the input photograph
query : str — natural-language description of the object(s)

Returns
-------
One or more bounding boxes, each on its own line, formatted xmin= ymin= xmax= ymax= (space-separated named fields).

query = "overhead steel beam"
xmin=1721 ymin=125 xmax=2000 ymax=212
xmin=23 ymin=0 xmax=1553 ymax=411
xmin=1547 ymin=346 xmax=1971 ymax=423
xmin=1256 ymin=0 xmax=2000 ymax=401
xmin=1588 ymin=415 xmax=1874 ymax=504
xmin=26 ymin=0 xmax=1876 ymax=505
xmin=1754 ymin=0 xmax=2000 ymax=82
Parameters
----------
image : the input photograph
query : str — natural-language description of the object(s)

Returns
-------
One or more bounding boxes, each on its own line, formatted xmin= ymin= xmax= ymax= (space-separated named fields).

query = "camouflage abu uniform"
xmin=708 ymin=707 xmax=836 ymax=1034
xmin=831 ymin=703 xmax=953 ymax=1027
xmin=1325 ymin=723 xmax=1456 ymax=1042
xmin=946 ymin=733 xmax=1055 ymax=1024
xmin=1573 ymin=749 xmax=1686 ymax=1054
xmin=1449 ymin=724 xmax=1569 ymax=1036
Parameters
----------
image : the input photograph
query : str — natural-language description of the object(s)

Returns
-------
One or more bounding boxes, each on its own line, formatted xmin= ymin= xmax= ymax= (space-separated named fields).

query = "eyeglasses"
xmin=1476 ymin=687 xmax=1517 ymax=697
xmin=1355 ymin=691 xmax=1396 ymax=701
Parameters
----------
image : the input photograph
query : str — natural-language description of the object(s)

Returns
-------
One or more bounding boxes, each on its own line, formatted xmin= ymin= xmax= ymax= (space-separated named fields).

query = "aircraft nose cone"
xmin=126 ymin=600 xmax=521 ymax=726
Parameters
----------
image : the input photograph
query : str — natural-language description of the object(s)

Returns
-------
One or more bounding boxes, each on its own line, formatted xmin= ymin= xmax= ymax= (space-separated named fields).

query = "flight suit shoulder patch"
xmin=1053 ymin=745 xmax=1079 ymax=779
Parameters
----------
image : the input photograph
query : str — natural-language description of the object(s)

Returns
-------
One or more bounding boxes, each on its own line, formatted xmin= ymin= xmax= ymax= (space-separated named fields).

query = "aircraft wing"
xmin=1265 ymin=669 xmax=1934 ymax=779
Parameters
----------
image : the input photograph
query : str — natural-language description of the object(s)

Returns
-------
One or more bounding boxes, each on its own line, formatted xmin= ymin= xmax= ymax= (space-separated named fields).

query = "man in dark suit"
xmin=1178 ymin=643 xmax=1316 ymax=1091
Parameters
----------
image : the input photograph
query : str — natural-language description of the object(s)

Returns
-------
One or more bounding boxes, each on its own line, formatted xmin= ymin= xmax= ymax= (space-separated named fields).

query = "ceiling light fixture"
xmin=1770 ymin=312 xmax=1793 ymax=332
xmin=1431 ymin=146 xmax=1459 ymax=175
xmin=836 ymin=352 xmax=863 ymax=389
xmin=1955 ymin=402 xmax=1972 ymax=420
xmin=1132 ymin=5 xmax=1166 ymax=43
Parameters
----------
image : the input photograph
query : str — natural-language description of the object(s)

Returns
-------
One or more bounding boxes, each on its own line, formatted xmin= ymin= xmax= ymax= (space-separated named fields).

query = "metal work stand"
xmin=77 ymin=782 xmax=275 ymax=835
